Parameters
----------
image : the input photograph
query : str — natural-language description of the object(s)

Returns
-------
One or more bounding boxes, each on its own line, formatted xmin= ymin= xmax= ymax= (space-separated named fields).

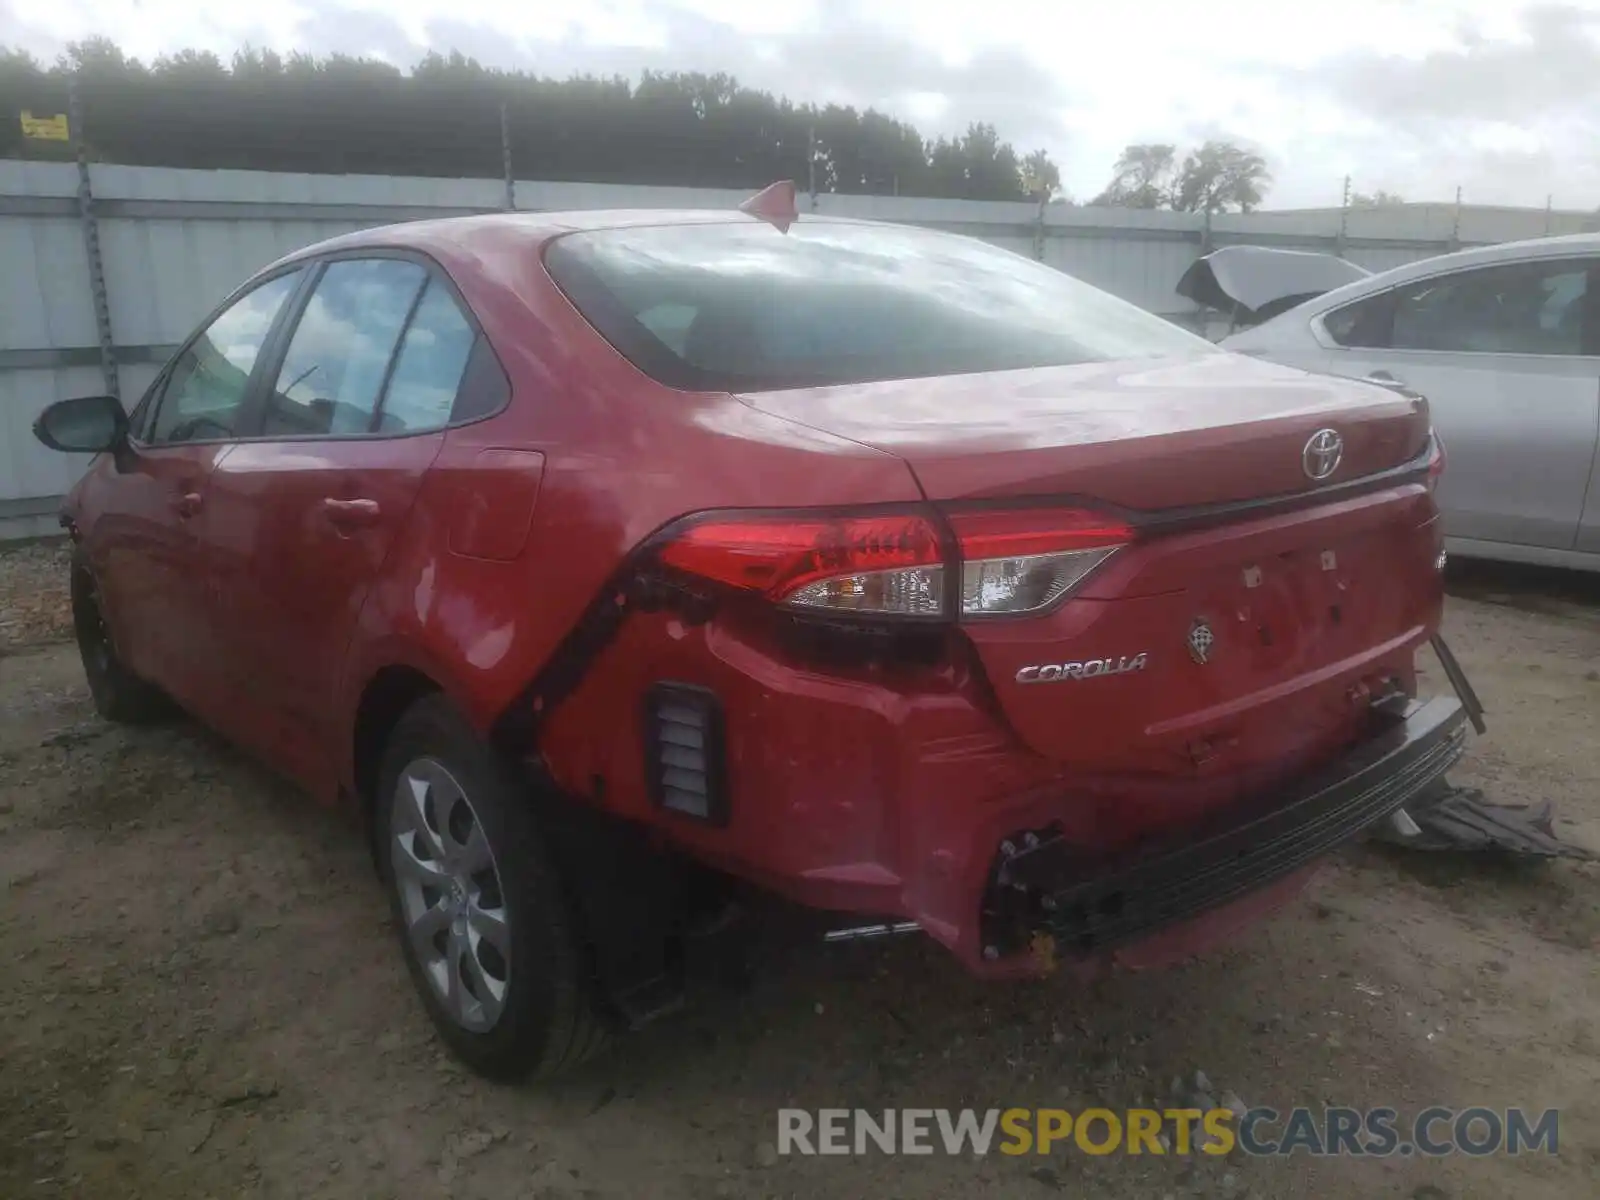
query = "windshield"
xmin=544 ymin=220 xmax=1214 ymax=392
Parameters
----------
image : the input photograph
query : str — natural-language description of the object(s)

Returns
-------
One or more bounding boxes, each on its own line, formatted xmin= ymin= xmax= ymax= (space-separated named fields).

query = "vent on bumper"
xmin=643 ymin=683 xmax=729 ymax=825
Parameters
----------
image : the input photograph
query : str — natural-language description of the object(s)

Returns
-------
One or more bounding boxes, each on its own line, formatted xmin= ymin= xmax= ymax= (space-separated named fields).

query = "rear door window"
xmin=1388 ymin=260 xmax=1591 ymax=356
xmin=262 ymin=259 xmax=429 ymax=436
xmin=378 ymin=279 xmax=480 ymax=433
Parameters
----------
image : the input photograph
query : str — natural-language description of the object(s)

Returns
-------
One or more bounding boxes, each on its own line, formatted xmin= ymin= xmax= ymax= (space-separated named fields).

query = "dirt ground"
xmin=1 ymin=542 xmax=1597 ymax=1200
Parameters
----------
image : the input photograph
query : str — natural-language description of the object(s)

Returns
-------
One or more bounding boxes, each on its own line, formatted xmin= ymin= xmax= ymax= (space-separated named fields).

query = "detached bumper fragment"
xmin=1372 ymin=784 xmax=1599 ymax=861
xmin=981 ymin=696 xmax=1468 ymax=959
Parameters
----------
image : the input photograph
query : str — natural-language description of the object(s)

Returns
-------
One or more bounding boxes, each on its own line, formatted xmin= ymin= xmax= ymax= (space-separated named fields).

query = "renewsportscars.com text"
xmin=776 ymin=1106 xmax=1559 ymax=1158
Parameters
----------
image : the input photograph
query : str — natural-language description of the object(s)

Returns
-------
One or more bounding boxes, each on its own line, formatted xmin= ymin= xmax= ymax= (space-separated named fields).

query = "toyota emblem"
xmin=1302 ymin=428 xmax=1343 ymax=481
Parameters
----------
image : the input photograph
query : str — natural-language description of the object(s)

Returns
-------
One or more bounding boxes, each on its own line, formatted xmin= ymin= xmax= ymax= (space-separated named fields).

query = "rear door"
xmin=92 ymin=268 xmax=305 ymax=706
xmin=1316 ymin=255 xmax=1600 ymax=550
xmin=198 ymin=255 xmax=485 ymax=788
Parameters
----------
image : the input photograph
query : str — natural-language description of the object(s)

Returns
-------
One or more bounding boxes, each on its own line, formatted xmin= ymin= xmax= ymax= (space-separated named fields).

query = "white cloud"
xmin=6 ymin=0 xmax=1600 ymax=208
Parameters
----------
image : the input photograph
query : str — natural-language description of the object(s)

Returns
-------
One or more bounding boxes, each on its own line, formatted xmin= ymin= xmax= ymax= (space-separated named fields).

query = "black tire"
xmin=375 ymin=694 xmax=609 ymax=1081
xmin=70 ymin=554 xmax=172 ymax=724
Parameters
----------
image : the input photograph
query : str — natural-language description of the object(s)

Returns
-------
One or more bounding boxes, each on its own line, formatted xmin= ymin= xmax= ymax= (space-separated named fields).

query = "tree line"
xmin=0 ymin=39 xmax=1062 ymax=202
xmin=2 ymin=39 xmax=1321 ymax=213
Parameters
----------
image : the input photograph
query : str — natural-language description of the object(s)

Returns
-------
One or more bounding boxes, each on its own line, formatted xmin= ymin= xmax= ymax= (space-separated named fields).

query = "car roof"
xmin=1295 ymin=230 xmax=1600 ymax=316
xmin=273 ymin=208 xmax=874 ymax=270
xmin=1373 ymin=230 xmax=1600 ymax=278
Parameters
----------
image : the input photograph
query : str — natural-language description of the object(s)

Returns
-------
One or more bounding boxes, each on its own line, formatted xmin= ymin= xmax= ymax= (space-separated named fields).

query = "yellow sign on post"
xmin=20 ymin=111 xmax=71 ymax=142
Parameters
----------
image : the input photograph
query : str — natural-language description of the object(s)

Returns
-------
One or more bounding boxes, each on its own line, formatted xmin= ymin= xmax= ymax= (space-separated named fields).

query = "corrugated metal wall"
xmin=0 ymin=160 xmax=1541 ymax=539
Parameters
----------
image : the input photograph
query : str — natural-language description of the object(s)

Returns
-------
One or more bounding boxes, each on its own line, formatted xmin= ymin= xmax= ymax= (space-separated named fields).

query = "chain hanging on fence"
xmin=67 ymin=72 xmax=119 ymax=401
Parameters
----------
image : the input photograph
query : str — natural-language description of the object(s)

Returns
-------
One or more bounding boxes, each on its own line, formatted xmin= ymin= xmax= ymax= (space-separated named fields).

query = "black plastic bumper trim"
xmin=985 ymin=696 xmax=1468 ymax=955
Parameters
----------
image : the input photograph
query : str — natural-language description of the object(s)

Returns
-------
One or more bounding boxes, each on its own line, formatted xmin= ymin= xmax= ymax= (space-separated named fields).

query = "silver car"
xmin=1221 ymin=234 xmax=1600 ymax=572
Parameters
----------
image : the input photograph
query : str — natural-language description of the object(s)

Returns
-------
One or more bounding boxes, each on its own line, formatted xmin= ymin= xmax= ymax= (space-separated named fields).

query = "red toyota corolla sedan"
xmin=34 ymin=187 xmax=1471 ymax=1080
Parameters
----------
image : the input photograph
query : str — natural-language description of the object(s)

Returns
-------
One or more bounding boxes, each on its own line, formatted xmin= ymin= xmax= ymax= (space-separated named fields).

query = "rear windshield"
xmin=544 ymin=221 xmax=1212 ymax=392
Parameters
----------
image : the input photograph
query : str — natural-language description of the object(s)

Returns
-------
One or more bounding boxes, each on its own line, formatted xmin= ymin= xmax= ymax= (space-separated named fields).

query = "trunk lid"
xmin=733 ymin=352 xmax=1429 ymax=510
xmin=1175 ymin=246 xmax=1371 ymax=324
xmin=944 ymin=484 xmax=1444 ymax=773
xmin=738 ymin=352 xmax=1441 ymax=775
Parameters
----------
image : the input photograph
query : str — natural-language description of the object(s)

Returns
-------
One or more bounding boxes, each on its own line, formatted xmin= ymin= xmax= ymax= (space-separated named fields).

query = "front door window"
xmin=146 ymin=270 xmax=304 ymax=444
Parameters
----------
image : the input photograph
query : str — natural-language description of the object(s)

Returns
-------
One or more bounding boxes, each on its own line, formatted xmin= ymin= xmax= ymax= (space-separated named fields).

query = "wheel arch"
xmin=339 ymin=625 xmax=497 ymax=810
xmin=351 ymin=664 xmax=445 ymax=820
xmin=68 ymin=544 xmax=121 ymax=653
xmin=349 ymin=654 xmax=699 ymax=1034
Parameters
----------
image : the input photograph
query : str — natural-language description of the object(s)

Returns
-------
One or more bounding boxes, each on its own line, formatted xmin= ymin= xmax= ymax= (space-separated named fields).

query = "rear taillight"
xmin=948 ymin=508 xmax=1130 ymax=616
xmin=656 ymin=513 xmax=945 ymax=616
xmin=654 ymin=505 xmax=1128 ymax=620
xmin=1426 ymin=430 xmax=1446 ymax=492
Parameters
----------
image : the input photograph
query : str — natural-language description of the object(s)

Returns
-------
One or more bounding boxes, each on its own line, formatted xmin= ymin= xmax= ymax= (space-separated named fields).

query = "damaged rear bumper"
xmin=980 ymin=695 xmax=1468 ymax=963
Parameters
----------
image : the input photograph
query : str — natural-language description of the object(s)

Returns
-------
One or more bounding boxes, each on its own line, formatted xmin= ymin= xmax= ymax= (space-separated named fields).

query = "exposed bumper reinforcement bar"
xmin=981 ymin=695 xmax=1468 ymax=958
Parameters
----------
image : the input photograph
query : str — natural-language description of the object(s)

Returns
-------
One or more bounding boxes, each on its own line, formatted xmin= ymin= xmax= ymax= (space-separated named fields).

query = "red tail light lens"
xmin=655 ymin=505 xmax=1129 ymax=619
xmin=949 ymin=508 xmax=1131 ymax=616
xmin=950 ymin=508 xmax=1132 ymax=558
xmin=656 ymin=513 xmax=945 ymax=616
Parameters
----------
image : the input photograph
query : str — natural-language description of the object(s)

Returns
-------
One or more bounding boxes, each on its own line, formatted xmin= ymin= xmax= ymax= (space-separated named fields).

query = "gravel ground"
xmin=1 ymin=541 xmax=1597 ymax=1199
xmin=0 ymin=540 xmax=72 ymax=651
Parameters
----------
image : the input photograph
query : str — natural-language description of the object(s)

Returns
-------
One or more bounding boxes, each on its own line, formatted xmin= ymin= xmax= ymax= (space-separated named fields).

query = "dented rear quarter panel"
xmin=332 ymin=223 xmax=923 ymax=795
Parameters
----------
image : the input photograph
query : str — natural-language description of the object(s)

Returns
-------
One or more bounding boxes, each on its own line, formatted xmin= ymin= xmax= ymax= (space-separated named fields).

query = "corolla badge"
xmin=1015 ymin=653 xmax=1149 ymax=683
xmin=1187 ymin=619 xmax=1215 ymax=665
xmin=1302 ymin=428 xmax=1344 ymax=481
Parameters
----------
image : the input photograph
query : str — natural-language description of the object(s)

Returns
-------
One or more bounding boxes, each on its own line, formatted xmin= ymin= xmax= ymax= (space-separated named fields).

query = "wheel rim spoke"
xmin=400 ymin=770 xmax=449 ymax=862
xmin=461 ymin=929 xmax=506 ymax=1026
xmin=467 ymin=898 xmax=510 ymax=958
xmin=392 ymin=834 xmax=452 ymax=889
xmin=445 ymin=924 xmax=471 ymax=1022
xmin=406 ymin=898 xmax=452 ymax=962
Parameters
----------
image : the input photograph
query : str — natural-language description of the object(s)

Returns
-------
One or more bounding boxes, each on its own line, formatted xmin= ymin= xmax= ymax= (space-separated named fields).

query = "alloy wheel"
xmin=389 ymin=757 xmax=512 ymax=1032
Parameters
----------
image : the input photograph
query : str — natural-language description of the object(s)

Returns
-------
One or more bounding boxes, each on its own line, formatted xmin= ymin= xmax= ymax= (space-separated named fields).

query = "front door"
xmin=88 ymin=442 xmax=231 ymax=704
xmin=91 ymin=268 xmax=306 ymax=708
xmin=200 ymin=258 xmax=481 ymax=791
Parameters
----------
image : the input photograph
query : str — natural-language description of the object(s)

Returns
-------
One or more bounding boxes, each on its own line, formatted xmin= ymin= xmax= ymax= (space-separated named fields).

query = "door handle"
xmin=321 ymin=497 xmax=382 ymax=529
xmin=171 ymin=491 xmax=203 ymax=518
xmin=1365 ymin=370 xmax=1401 ymax=384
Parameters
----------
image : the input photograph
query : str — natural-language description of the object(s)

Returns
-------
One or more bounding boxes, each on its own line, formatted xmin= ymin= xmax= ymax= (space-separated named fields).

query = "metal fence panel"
xmin=0 ymin=214 xmax=96 ymax=352
xmin=1 ymin=364 xmax=107 ymax=500
xmin=0 ymin=159 xmax=1553 ymax=539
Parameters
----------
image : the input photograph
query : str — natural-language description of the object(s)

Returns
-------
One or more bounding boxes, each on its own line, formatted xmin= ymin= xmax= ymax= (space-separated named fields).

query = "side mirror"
xmin=33 ymin=394 xmax=129 ymax=454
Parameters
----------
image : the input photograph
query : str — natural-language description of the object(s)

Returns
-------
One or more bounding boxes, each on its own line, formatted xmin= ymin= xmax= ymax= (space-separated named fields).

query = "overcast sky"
xmin=6 ymin=0 xmax=1600 ymax=209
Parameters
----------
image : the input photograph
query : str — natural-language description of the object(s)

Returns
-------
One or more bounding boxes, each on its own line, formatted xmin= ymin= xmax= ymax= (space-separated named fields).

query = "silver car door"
xmin=1576 ymin=436 xmax=1600 ymax=555
xmin=1314 ymin=257 xmax=1600 ymax=551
